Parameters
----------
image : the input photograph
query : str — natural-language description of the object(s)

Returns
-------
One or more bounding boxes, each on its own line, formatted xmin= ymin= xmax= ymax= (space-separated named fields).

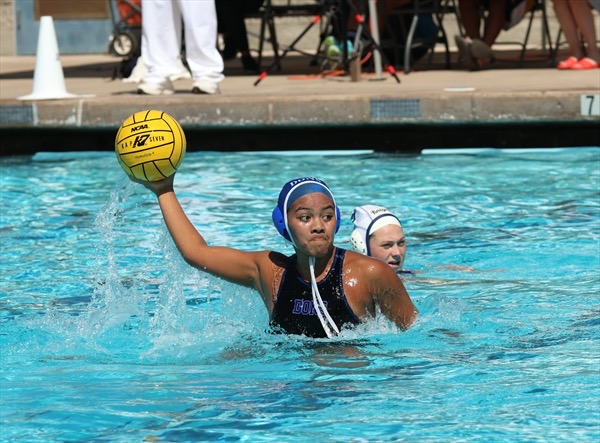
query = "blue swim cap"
xmin=272 ymin=177 xmax=341 ymax=242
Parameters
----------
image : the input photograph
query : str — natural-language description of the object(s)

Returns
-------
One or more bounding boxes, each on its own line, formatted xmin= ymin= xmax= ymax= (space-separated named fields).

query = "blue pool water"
xmin=1 ymin=147 xmax=599 ymax=442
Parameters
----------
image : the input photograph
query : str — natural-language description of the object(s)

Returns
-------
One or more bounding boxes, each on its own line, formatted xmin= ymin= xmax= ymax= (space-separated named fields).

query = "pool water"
xmin=1 ymin=148 xmax=599 ymax=442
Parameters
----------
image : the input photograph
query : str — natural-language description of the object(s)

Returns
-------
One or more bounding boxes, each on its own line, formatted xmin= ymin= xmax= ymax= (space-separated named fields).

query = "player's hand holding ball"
xmin=128 ymin=172 xmax=175 ymax=197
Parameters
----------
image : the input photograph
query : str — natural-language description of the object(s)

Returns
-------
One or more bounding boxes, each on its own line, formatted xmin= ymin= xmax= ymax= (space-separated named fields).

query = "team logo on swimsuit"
xmin=292 ymin=299 xmax=328 ymax=316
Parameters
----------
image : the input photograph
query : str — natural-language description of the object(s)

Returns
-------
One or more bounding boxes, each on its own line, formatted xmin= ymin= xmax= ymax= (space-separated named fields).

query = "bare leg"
xmin=483 ymin=0 xmax=507 ymax=47
xmin=458 ymin=0 xmax=483 ymax=39
xmin=553 ymin=0 xmax=586 ymax=59
xmin=568 ymin=0 xmax=600 ymax=62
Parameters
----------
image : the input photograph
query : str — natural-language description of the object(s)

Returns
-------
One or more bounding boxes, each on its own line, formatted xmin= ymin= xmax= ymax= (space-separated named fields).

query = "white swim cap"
xmin=350 ymin=205 xmax=401 ymax=256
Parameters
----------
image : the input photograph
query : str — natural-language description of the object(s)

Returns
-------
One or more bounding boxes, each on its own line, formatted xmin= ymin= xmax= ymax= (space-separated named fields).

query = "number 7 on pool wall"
xmin=580 ymin=95 xmax=600 ymax=116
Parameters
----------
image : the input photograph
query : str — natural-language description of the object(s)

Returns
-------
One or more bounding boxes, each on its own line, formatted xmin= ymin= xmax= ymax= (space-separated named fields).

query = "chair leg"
xmin=519 ymin=8 xmax=536 ymax=67
xmin=404 ymin=14 xmax=419 ymax=73
xmin=540 ymin=0 xmax=555 ymax=65
xmin=435 ymin=7 xmax=451 ymax=69
xmin=257 ymin=14 xmax=267 ymax=69
xmin=266 ymin=15 xmax=281 ymax=70
xmin=519 ymin=0 xmax=555 ymax=67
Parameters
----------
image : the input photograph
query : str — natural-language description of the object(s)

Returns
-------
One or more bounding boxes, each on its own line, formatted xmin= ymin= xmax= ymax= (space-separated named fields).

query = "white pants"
xmin=141 ymin=0 xmax=224 ymax=84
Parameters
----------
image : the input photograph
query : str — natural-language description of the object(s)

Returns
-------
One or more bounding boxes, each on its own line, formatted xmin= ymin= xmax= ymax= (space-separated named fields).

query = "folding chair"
xmin=458 ymin=0 xmax=555 ymax=67
xmin=253 ymin=0 xmax=346 ymax=84
xmin=252 ymin=0 xmax=329 ymax=71
xmin=252 ymin=0 xmax=402 ymax=84
xmin=516 ymin=0 xmax=554 ymax=66
xmin=378 ymin=0 xmax=457 ymax=74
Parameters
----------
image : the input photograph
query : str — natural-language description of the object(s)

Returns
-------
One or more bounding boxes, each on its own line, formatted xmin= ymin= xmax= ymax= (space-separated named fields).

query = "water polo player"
xmin=131 ymin=175 xmax=417 ymax=338
xmin=350 ymin=205 xmax=412 ymax=274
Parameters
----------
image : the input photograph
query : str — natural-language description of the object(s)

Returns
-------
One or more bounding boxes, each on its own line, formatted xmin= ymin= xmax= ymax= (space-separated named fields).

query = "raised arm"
xmin=133 ymin=175 xmax=265 ymax=288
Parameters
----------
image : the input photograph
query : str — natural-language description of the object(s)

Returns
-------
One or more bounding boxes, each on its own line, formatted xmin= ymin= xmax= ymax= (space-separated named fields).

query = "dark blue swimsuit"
xmin=270 ymin=248 xmax=361 ymax=338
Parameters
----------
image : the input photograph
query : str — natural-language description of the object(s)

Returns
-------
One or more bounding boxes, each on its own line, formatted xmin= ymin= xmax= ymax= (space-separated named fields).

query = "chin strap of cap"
xmin=308 ymin=256 xmax=340 ymax=338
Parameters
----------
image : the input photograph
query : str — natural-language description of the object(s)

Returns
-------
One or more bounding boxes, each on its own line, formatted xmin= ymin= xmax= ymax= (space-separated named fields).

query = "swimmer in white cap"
xmin=350 ymin=205 xmax=411 ymax=274
xmin=131 ymin=175 xmax=417 ymax=338
xmin=351 ymin=205 xmax=481 ymax=276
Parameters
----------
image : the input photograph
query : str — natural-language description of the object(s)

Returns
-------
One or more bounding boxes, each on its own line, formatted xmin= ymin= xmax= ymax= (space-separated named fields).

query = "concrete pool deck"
xmin=0 ymin=50 xmax=599 ymax=154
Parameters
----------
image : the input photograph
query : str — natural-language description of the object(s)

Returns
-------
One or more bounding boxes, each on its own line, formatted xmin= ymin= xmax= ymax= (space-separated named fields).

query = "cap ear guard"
xmin=272 ymin=206 xmax=291 ymax=242
xmin=350 ymin=207 xmax=368 ymax=255
xmin=350 ymin=228 xmax=367 ymax=254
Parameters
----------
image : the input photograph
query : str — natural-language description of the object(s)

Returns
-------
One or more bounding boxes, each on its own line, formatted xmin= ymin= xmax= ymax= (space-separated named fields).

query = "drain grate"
xmin=370 ymin=98 xmax=421 ymax=119
xmin=0 ymin=105 xmax=34 ymax=125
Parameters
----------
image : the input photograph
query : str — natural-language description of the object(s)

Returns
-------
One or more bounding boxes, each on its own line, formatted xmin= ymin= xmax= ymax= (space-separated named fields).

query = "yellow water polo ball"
xmin=115 ymin=109 xmax=186 ymax=182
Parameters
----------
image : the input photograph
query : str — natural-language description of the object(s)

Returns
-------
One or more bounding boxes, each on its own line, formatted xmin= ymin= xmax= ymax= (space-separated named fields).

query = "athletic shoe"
xmin=192 ymin=81 xmax=220 ymax=95
xmin=170 ymin=58 xmax=192 ymax=81
xmin=122 ymin=57 xmax=147 ymax=83
xmin=455 ymin=35 xmax=477 ymax=70
xmin=137 ymin=79 xmax=175 ymax=95
xmin=125 ymin=58 xmax=189 ymax=83
xmin=470 ymin=39 xmax=494 ymax=65
xmin=170 ymin=70 xmax=192 ymax=81
xmin=571 ymin=57 xmax=600 ymax=70
xmin=557 ymin=56 xmax=578 ymax=70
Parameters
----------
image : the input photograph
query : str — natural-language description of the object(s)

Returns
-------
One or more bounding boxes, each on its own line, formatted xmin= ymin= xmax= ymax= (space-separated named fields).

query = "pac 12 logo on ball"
xmin=115 ymin=109 xmax=186 ymax=182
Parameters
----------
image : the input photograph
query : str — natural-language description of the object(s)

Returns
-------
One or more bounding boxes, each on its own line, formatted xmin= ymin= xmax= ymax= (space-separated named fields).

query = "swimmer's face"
xmin=368 ymin=224 xmax=406 ymax=272
xmin=287 ymin=193 xmax=336 ymax=257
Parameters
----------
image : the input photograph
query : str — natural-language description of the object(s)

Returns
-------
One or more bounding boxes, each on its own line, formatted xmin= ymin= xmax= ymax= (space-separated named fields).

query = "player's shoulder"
xmin=263 ymin=250 xmax=292 ymax=268
xmin=343 ymin=249 xmax=389 ymax=271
